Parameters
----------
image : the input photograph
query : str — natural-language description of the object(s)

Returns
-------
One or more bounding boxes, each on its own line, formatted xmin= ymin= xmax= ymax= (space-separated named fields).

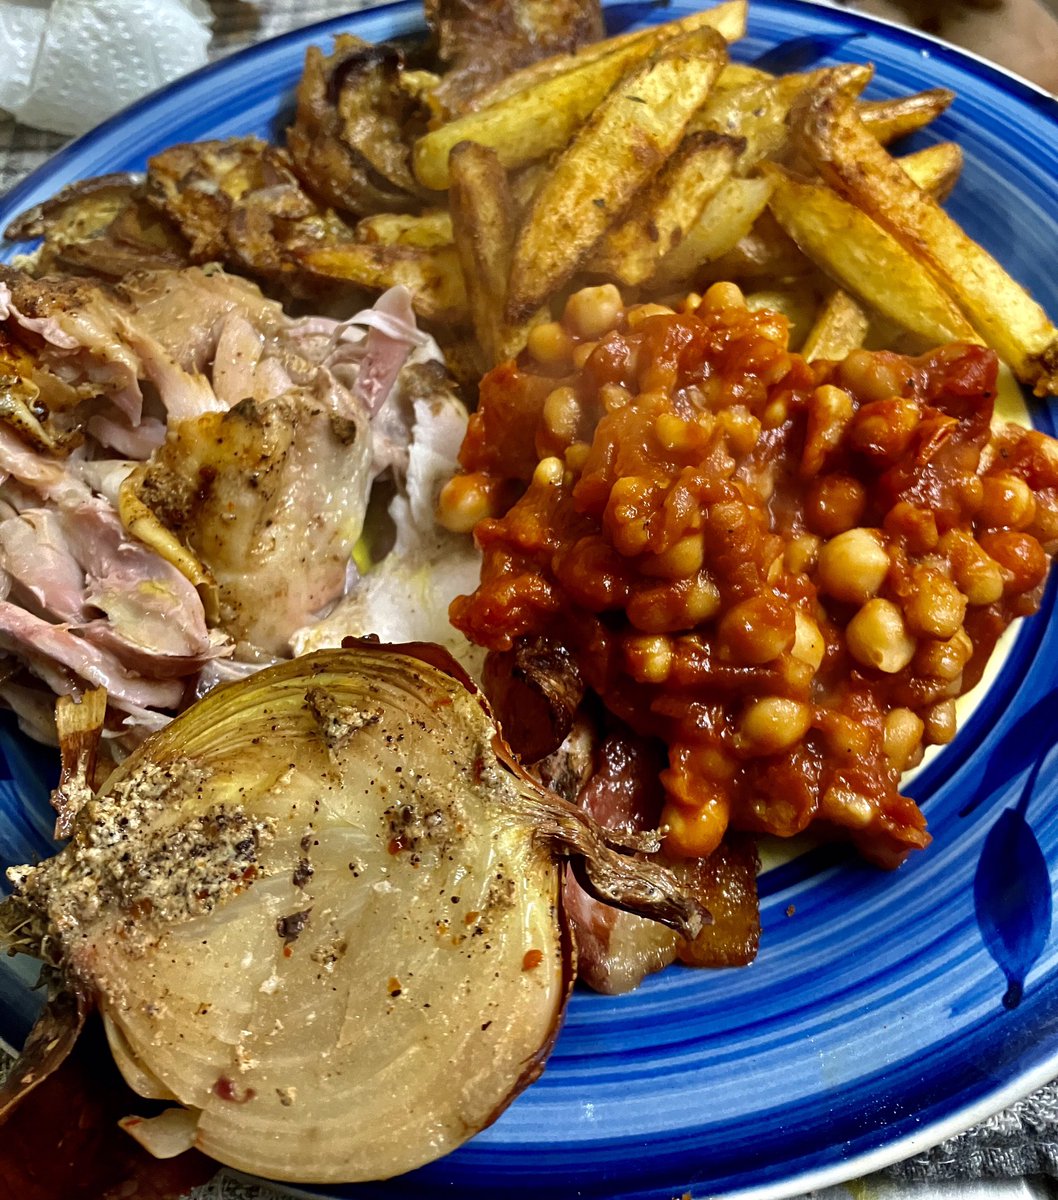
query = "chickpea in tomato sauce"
xmin=442 ymin=282 xmax=1058 ymax=869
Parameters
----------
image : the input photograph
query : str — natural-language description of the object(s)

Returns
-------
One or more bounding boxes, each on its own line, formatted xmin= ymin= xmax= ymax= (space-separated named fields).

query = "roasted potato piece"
xmin=896 ymin=140 xmax=964 ymax=201
xmin=795 ymin=80 xmax=1058 ymax=393
xmin=463 ymin=0 xmax=748 ymax=112
xmin=448 ymin=140 xmax=538 ymax=365
xmin=287 ymin=36 xmax=433 ymax=216
xmin=426 ymin=0 xmax=605 ymax=115
xmin=506 ymin=30 xmax=728 ymax=322
xmin=762 ymin=163 xmax=980 ymax=347
xmin=650 ymin=175 xmax=773 ymax=292
xmin=298 ymin=241 xmax=469 ymax=324
xmin=801 ymin=287 xmax=870 ymax=362
xmin=413 ymin=11 xmax=738 ymax=189
xmin=692 ymin=64 xmax=872 ymax=172
xmin=4 ymin=173 xmax=140 ymax=244
xmin=858 ymin=87 xmax=955 ymax=144
xmin=589 ymin=132 xmax=742 ymax=286
xmin=354 ymin=209 xmax=454 ymax=247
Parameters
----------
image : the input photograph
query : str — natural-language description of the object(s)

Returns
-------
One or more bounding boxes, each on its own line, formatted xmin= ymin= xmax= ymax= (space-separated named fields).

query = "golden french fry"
xmin=692 ymin=64 xmax=872 ymax=172
xmin=298 ymin=242 xmax=468 ymax=324
xmin=413 ymin=21 xmax=730 ymax=190
xmin=896 ymin=141 xmax=963 ymax=201
xmin=506 ymin=34 xmax=727 ymax=323
xmin=697 ymin=212 xmax=810 ymax=285
xmin=464 ymin=1 xmax=748 ymax=112
xmin=858 ymin=88 xmax=955 ymax=144
xmin=801 ymin=288 xmax=870 ymax=362
xmin=795 ymin=81 xmax=1058 ymax=393
xmin=355 ymin=210 xmax=454 ymax=248
xmin=448 ymin=141 xmax=540 ymax=365
xmin=589 ymin=132 xmax=741 ymax=286
xmin=650 ymin=175 xmax=774 ymax=292
xmin=761 ymin=163 xmax=980 ymax=347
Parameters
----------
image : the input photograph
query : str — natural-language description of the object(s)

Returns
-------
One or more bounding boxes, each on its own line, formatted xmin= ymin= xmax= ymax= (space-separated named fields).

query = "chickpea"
xmin=847 ymin=395 xmax=920 ymax=463
xmin=542 ymin=386 xmax=582 ymax=444
xmin=532 ymin=456 xmax=565 ymax=488
xmin=806 ymin=474 xmax=867 ymax=537
xmin=571 ymin=340 xmax=598 ymax=370
xmin=802 ymin=384 xmax=854 ymax=475
xmin=626 ymin=302 xmax=674 ymax=328
xmin=661 ymin=794 xmax=730 ymax=858
xmin=642 ymin=532 xmax=706 ymax=580
xmin=884 ymin=501 xmax=939 ymax=555
xmin=527 ymin=320 xmax=573 ymax=367
xmin=884 ymin=708 xmax=924 ymax=772
xmin=838 ymin=347 xmax=912 ymax=402
xmin=903 ymin=567 xmax=967 ymax=639
xmin=816 ymin=528 xmax=890 ymax=604
xmin=923 ymin=699 xmax=958 ymax=745
xmin=600 ymin=383 xmax=631 ymax=413
xmin=624 ymin=634 xmax=673 ymax=684
xmin=437 ymin=472 xmax=494 ymax=533
xmin=563 ymin=284 xmax=623 ymax=340
xmin=702 ymin=281 xmax=745 ymax=311
xmin=655 ymin=411 xmax=696 ymax=453
xmin=791 ymin=610 xmax=826 ymax=673
xmin=785 ymin=533 xmax=821 ymax=575
xmin=740 ymin=697 xmax=813 ymax=754
xmin=718 ymin=594 xmax=796 ymax=664
xmin=565 ymin=441 xmax=591 ymax=472
xmin=718 ymin=406 xmax=762 ymax=456
xmin=762 ymin=396 xmax=789 ymax=429
xmin=682 ymin=573 xmax=722 ymax=625
xmin=914 ymin=628 xmax=973 ymax=682
xmin=979 ymin=472 xmax=1036 ymax=530
xmin=846 ymin=598 xmax=916 ymax=673
xmin=942 ymin=530 xmax=1004 ymax=606
xmin=820 ymin=785 xmax=875 ymax=829
xmin=816 ymin=711 xmax=872 ymax=758
xmin=978 ymin=530 xmax=1048 ymax=593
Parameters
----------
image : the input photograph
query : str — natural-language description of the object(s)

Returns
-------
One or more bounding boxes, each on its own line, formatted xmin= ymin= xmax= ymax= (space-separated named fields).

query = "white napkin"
xmin=0 ymin=0 xmax=215 ymax=136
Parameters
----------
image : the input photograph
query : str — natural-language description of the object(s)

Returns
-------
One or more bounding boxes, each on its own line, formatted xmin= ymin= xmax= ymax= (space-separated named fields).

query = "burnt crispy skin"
xmin=286 ymin=36 xmax=434 ymax=216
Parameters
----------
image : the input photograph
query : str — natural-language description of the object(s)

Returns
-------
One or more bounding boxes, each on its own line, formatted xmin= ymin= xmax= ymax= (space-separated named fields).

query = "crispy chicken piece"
xmin=286 ymin=36 xmax=435 ymax=217
xmin=425 ymin=0 xmax=605 ymax=114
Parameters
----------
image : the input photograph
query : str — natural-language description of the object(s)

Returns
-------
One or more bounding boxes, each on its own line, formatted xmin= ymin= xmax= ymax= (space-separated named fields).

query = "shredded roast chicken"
xmin=0 ymin=264 xmax=480 ymax=748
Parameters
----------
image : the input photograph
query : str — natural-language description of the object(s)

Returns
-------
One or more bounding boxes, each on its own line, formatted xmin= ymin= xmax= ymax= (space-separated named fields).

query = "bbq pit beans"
xmin=447 ymin=286 xmax=1058 ymax=869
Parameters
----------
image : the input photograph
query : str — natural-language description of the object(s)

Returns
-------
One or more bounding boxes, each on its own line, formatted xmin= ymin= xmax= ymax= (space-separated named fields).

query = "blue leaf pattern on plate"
xmin=970 ymin=695 xmax=1055 ymax=1008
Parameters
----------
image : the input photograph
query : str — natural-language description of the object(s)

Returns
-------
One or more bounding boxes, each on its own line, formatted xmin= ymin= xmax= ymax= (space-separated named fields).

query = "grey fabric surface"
xmin=2 ymin=1 xmax=1058 ymax=1195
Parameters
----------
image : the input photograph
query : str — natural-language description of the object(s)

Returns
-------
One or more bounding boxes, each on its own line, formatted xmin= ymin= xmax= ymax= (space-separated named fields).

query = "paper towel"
xmin=0 ymin=0 xmax=215 ymax=137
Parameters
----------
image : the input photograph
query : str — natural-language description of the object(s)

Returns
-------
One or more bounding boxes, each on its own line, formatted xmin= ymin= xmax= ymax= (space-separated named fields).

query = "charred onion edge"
xmin=0 ymin=974 xmax=87 ymax=1122
xmin=4 ymin=173 xmax=146 ymax=242
xmin=338 ymin=636 xmax=708 ymax=940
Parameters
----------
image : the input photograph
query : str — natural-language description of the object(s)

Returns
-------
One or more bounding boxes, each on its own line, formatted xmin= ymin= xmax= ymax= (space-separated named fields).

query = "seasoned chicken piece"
xmin=137 ymin=390 xmax=372 ymax=658
xmin=286 ymin=36 xmax=434 ymax=217
xmin=425 ymin=0 xmax=605 ymax=113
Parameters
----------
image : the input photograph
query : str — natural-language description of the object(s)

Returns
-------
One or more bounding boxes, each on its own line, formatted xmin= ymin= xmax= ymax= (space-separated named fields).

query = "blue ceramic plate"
xmin=4 ymin=2 xmax=1058 ymax=1197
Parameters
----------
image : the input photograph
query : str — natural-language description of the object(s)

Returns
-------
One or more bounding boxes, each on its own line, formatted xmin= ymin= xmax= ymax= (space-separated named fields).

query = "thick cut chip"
xmin=795 ymin=80 xmax=1058 ymax=393
xmin=650 ymin=175 xmax=773 ymax=292
xmin=801 ymin=288 xmax=870 ymax=362
xmin=589 ymin=132 xmax=741 ymax=286
xmin=506 ymin=34 xmax=727 ymax=321
xmin=449 ymin=140 xmax=540 ymax=365
xmin=762 ymin=163 xmax=981 ymax=348
xmin=858 ymin=87 xmax=955 ymax=144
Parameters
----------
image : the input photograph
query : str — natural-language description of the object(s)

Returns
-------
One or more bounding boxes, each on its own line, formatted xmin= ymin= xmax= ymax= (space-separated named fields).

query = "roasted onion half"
xmin=2 ymin=642 xmax=703 ymax=1185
